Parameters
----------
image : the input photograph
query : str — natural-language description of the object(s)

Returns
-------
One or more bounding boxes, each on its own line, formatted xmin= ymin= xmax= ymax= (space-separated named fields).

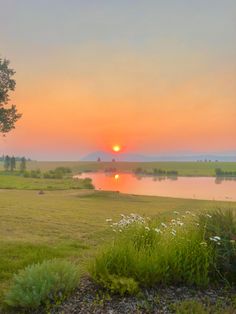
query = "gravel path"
xmin=52 ymin=278 xmax=236 ymax=314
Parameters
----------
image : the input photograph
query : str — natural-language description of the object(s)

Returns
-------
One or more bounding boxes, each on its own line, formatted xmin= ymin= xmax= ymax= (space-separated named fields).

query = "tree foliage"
xmin=0 ymin=57 xmax=21 ymax=134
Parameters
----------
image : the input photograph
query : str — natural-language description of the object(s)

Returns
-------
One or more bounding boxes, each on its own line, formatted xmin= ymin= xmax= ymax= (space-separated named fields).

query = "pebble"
xmin=49 ymin=277 xmax=236 ymax=314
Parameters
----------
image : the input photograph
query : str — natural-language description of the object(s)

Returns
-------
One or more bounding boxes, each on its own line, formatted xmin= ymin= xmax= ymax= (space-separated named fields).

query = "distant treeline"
xmin=134 ymin=168 xmax=178 ymax=176
xmin=0 ymin=155 xmax=31 ymax=161
xmin=215 ymin=168 xmax=236 ymax=177
xmin=1 ymin=155 xmax=27 ymax=172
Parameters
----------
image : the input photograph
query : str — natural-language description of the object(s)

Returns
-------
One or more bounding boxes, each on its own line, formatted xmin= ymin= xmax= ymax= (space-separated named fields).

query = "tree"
xmin=4 ymin=155 xmax=10 ymax=171
xmin=10 ymin=156 xmax=16 ymax=171
xmin=20 ymin=156 xmax=26 ymax=172
xmin=0 ymin=58 xmax=21 ymax=134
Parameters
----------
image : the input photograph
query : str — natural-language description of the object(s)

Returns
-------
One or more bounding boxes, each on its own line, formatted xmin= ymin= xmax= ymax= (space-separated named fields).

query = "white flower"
xmin=182 ymin=215 xmax=186 ymax=218
xmin=200 ymin=241 xmax=207 ymax=246
xmin=214 ymin=236 xmax=221 ymax=241
xmin=209 ymin=237 xmax=218 ymax=242
xmin=171 ymin=231 xmax=176 ymax=236
xmin=106 ymin=218 xmax=113 ymax=222
xmin=161 ymin=222 xmax=167 ymax=228
xmin=173 ymin=211 xmax=179 ymax=215
xmin=186 ymin=211 xmax=191 ymax=214
xmin=172 ymin=229 xmax=176 ymax=234
xmin=206 ymin=214 xmax=212 ymax=218
xmin=145 ymin=226 xmax=150 ymax=231
xmin=154 ymin=228 xmax=161 ymax=233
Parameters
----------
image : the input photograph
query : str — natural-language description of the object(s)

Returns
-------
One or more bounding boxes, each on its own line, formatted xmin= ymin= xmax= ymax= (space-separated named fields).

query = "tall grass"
xmin=90 ymin=213 xmax=214 ymax=293
xmin=199 ymin=209 xmax=236 ymax=283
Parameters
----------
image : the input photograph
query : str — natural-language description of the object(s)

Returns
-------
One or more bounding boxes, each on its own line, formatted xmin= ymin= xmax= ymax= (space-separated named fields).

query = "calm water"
xmin=75 ymin=172 xmax=236 ymax=202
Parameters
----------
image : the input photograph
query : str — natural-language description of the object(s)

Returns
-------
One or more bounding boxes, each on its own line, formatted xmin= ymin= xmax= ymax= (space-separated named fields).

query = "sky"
xmin=0 ymin=0 xmax=236 ymax=160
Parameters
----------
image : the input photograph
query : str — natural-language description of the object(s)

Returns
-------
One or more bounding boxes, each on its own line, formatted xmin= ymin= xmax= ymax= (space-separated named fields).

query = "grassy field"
xmin=1 ymin=188 xmax=236 ymax=305
xmin=1 ymin=160 xmax=235 ymax=177
xmin=0 ymin=174 xmax=93 ymax=190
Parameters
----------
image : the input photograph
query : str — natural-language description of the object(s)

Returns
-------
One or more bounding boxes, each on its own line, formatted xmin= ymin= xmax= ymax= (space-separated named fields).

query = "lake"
xmin=75 ymin=172 xmax=236 ymax=202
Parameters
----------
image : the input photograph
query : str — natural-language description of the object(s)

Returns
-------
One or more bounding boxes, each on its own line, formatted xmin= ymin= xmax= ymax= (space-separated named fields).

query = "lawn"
xmin=1 ymin=161 xmax=236 ymax=176
xmin=1 ymin=188 xmax=236 ymax=306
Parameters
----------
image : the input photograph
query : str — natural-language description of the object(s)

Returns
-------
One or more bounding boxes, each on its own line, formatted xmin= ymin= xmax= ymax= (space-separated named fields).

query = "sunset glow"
xmin=112 ymin=145 xmax=121 ymax=153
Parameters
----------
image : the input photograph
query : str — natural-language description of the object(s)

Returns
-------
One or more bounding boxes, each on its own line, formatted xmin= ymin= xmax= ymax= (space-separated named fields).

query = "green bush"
xmin=5 ymin=259 xmax=80 ymax=310
xmin=23 ymin=170 xmax=41 ymax=178
xmin=198 ymin=209 xmax=236 ymax=283
xmin=98 ymin=275 xmax=139 ymax=296
xmin=90 ymin=213 xmax=214 ymax=293
xmin=172 ymin=300 xmax=208 ymax=314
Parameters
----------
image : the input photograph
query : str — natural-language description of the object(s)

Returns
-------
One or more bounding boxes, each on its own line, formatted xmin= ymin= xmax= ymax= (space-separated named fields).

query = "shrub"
xmin=198 ymin=209 xmax=236 ymax=283
xmin=5 ymin=259 xmax=80 ymax=310
xmin=98 ymin=275 xmax=139 ymax=296
xmin=172 ymin=300 xmax=208 ymax=314
xmin=23 ymin=170 xmax=41 ymax=178
xmin=90 ymin=213 xmax=214 ymax=293
xmin=81 ymin=177 xmax=94 ymax=189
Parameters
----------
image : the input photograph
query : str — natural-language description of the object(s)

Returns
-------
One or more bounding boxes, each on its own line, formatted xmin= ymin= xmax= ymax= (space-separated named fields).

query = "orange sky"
xmin=0 ymin=1 xmax=236 ymax=160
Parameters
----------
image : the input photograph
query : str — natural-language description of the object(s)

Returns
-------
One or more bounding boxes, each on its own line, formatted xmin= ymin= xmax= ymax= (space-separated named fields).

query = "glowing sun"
xmin=112 ymin=145 xmax=121 ymax=152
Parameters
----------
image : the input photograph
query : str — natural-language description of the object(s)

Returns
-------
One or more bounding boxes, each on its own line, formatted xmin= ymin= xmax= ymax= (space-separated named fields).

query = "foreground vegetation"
xmin=91 ymin=209 xmax=236 ymax=293
xmin=1 ymin=161 xmax=236 ymax=177
xmin=0 ymin=187 xmax=236 ymax=312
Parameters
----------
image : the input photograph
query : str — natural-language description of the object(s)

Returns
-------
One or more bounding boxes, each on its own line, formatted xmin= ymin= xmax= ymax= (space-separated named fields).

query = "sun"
xmin=112 ymin=145 xmax=121 ymax=152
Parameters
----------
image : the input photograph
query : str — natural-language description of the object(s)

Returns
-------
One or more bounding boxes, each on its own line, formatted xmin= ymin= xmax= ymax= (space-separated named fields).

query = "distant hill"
xmin=80 ymin=151 xmax=236 ymax=162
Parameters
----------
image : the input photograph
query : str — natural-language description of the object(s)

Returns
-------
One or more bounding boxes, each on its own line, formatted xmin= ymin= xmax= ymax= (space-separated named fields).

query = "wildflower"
xmin=206 ymin=214 xmax=212 ymax=218
xmin=171 ymin=229 xmax=176 ymax=234
xmin=171 ymin=231 xmax=176 ymax=236
xmin=200 ymin=241 xmax=207 ymax=246
xmin=161 ymin=222 xmax=167 ymax=228
xmin=186 ymin=211 xmax=191 ymax=214
xmin=119 ymin=229 xmax=122 ymax=232
xmin=173 ymin=211 xmax=179 ymax=215
xmin=177 ymin=221 xmax=184 ymax=226
xmin=112 ymin=229 xmax=116 ymax=232
xmin=182 ymin=215 xmax=186 ymax=218
xmin=154 ymin=228 xmax=161 ymax=233
xmin=145 ymin=226 xmax=150 ymax=231
xmin=196 ymin=223 xmax=199 ymax=226
xmin=209 ymin=236 xmax=221 ymax=243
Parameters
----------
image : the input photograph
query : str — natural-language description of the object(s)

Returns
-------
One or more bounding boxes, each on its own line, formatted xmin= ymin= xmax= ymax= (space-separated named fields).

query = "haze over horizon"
xmin=0 ymin=0 xmax=235 ymax=160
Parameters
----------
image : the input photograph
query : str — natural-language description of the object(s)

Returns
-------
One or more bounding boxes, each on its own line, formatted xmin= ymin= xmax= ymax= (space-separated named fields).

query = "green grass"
xmin=0 ymin=174 xmax=93 ymax=190
xmin=1 ymin=161 xmax=236 ymax=176
xmin=1 ymin=188 xmax=236 ymax=306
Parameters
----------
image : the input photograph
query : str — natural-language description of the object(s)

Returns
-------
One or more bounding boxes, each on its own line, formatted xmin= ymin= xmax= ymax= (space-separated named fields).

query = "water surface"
xmin=75 ymin=172 xmax=236 ymax=202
